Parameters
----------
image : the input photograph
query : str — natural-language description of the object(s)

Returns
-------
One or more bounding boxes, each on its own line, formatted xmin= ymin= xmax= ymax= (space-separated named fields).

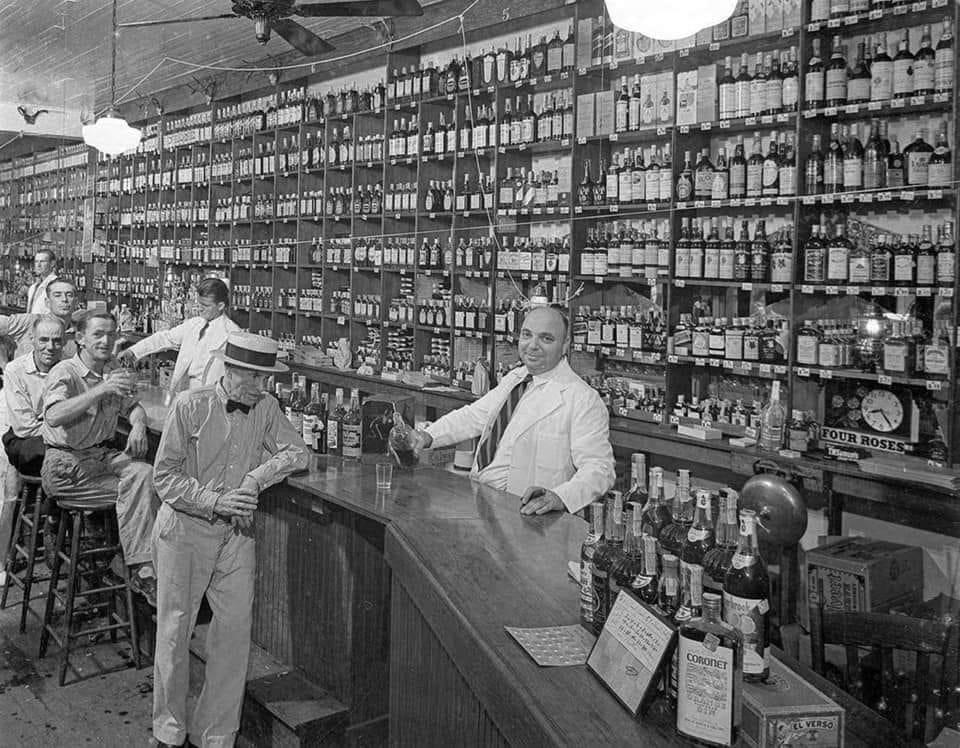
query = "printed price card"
xmin=587 ymin=590 xmax=677 ymax=716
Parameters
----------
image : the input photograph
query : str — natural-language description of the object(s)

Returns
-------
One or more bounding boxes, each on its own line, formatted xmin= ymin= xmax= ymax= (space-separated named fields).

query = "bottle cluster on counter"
xmin=580 ymin=456 xmax=771 ymax=745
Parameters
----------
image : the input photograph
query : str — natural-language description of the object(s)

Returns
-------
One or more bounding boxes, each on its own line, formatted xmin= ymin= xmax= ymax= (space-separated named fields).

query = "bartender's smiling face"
xmin=197 ymin=294 xmax=225 ymax=322
xmin=223 ymin=364 xmax=267 ymax=406
xmin=518 ymin=307 xmax=568 ymax=376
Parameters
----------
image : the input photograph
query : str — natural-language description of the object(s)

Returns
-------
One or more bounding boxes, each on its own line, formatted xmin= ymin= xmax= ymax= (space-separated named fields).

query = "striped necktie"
xmin=197 ymin=320 xmax=210 ymax=340
xmin=476 ymin=373 xmax=533 ymax=471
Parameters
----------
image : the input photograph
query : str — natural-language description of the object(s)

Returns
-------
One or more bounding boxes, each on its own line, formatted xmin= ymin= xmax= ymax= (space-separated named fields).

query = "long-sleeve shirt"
xmin=4 ymin=352 xmax=49 ymax=438
xmin=153 ymin=383 xmax=309 ymax=521
xmin=130 ymin=314 xmax=240 ymax=393
xmin=26 ymin=272 xmax=57 ymax=315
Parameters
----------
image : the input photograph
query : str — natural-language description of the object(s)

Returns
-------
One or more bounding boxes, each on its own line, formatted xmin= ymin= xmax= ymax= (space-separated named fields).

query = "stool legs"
xmin=0 ymin=498 xmax=23 ymax=610
xmin=1 ymin=479 xmax=47 ymax=633
xmin=38 ymin=515 xmax=68 ymax=660
xmin=58 ymin=511 xmax=83 ymax=686
xmin=19 ymin=495 xmax=44 ymax=634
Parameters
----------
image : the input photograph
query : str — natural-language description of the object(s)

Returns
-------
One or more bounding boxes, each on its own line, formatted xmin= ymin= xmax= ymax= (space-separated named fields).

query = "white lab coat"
xmin=130 ymin=314 xmax=240 ymax=393
xmin=26 ymin=272 xmax=57 ymax=315
xmin=427 ymin=358 xmax=616 ymax=514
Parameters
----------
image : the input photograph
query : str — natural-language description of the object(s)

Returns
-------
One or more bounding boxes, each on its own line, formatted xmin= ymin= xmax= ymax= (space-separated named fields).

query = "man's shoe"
xmin=131 ymin=574 xmax=157 ymax=607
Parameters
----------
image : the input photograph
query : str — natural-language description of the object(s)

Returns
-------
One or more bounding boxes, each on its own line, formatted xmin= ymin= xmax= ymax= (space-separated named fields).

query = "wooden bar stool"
xmin=39 ymin=498 xmax=141 ymax=686
xmin=0 ymin=474 xmax=50 ymax=632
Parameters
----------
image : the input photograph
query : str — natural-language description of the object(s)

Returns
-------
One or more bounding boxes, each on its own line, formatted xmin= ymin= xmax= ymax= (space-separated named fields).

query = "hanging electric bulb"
xmin=605 ymin=0 xmax=738 ymax=41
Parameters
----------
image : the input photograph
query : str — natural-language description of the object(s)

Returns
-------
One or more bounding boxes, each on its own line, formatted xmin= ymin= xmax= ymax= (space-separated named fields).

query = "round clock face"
xmin=861 ymin=389 xmax=904 ymax=433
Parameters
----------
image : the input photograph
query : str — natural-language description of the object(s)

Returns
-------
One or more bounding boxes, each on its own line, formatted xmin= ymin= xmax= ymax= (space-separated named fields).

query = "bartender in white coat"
xmin=409 ymin=304 xmax=616 ymax=515
xmin=118 ymin=278 xmax=240 ymax=393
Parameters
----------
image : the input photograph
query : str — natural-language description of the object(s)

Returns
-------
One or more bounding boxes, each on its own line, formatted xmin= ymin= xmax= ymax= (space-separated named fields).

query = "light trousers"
xmin=41 ymin=446 xmax=156 ymax=566
xmin=152 ymin=503 xmax=255 ymax=748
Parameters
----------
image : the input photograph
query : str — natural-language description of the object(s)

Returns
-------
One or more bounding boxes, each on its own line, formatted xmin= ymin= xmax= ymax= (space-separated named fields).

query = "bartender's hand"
xmin=520 ymin=486 xmax=565 ymax=515
xmin=125 ymin=423 xmax=148 ymax=458
xmin=214 ymin=488 xmax=259 ymax=518
xmin=116 ymin=348 xmax=137 ymax=367
xmin=409 ymin=429 xmax=433 ymax=456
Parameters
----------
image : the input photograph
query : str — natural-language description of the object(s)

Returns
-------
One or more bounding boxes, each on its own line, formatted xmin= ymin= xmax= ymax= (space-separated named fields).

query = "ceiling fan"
xmin=117 ymin=0 xmax=424 ymax=57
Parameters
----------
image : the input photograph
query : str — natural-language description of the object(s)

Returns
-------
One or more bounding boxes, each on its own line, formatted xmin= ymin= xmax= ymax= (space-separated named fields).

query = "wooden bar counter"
xmin=251 ymin=457 xmax=890 ymax=747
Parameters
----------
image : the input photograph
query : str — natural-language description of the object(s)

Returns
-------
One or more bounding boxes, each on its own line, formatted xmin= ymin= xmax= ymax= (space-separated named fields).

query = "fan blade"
xmin=270 ymin=18 xmax=335 ymax=56
xmin=294 ymin=0 xmax=424 ymax=18
xmin=117 ymin=14 xmax=239 ymax=29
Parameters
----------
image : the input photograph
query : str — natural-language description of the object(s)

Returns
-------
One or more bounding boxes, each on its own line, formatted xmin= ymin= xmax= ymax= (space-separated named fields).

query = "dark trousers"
xmin=2 ymin=428 xmax=56 ymax=518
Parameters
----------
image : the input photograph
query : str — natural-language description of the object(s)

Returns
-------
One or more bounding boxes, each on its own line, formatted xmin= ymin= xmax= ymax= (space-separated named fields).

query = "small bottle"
xmin=759 ymin=381 xmax=786 ymax=451
xmin=676 ymin=592 xmax=743 ymax=747
xmin=723 ymin=509 xmax=771 ymax=682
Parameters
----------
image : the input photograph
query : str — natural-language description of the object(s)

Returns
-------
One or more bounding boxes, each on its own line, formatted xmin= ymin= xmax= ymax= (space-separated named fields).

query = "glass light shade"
xmin=82 ymin=112 xmax=142 ymax=156
xmin=605 ymin=0 xmax=738 ymax=40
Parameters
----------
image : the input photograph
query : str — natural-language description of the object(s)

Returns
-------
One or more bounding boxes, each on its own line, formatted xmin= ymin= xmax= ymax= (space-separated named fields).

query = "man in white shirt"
xmin=0 ymin=278 xmax=78 ymax=358
xmin=25 ymin=249 xmax=57 ymax=315
xmin=118 ymin=278 xmax=240 ymax=393
xmin=409 ymin=305 xmax=615 ymax=515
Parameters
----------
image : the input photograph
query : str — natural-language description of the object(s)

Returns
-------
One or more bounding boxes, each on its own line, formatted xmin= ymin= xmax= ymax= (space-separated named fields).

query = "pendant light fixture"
xmin=82 ymin=0 xmax=142 ymax=156
xmin=605 ymin=0 xmax=738 ymax=41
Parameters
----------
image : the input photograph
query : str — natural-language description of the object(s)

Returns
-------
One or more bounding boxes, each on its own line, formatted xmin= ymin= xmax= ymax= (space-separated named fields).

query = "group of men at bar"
xmin=0 ymin=250 xmax=616 ymax=748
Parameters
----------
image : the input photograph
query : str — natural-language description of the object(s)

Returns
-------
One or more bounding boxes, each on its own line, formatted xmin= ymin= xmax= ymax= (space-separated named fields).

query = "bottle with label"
xmin=341 ymin=388 xmax=363 ymax=459
xmin=694 ymin=149 xmax=715 ymax=200
xmin=928 ymin=126 xmax=952 ymax=187
xmin=302 ymin=382 xmax=321 ymax=451
xmin=824 ymin=123 xmax=844 ymax=193
xmin=938 ymin=221 xmax=955 ymax=286
xmin=676 ymin=592 xmax=743 ymax=747
xmin=641 ymin=465 xmax=672 ymax=543
xmin=751 ymin=220 xmax=770 ymax=282
xmin=734 ymin=220 xmax=751 ymax=281
xmin=285 ymin=375 xmax=306 ymax=434
xmin=804 ymin=225 xmax=826 ymax=282
xmin=904 ymin=129 xmax=934 ymax=186
xmin=778 ymin=133 xmax=796 ymax=196
xmin=871 ymin=33 xmax=893 ymax=101
xmin=677 ymin=151 xmax=694 ymax=201
xmin=805 ymin=134 xmax=824 ymax=194
xmin=612 ymin=501 xmax=647 ymax=602
xmin=914 ymin=24 xmax=936 ymax=96
xmin=871 ymin=233 xmax=892 ymax=283
xmin=759 ymin=380 xmax=786 ymax=451
xmin=848 ymin=236 xmax=871 ymax=284
xmin=761 ymin=132 xmax=779 ymax=196
xmin=771 ymin=226 xmax=794 ymax=284
xmin=660 ymin=469 xmax=694 ymax=558
xmin=327 ymin=387 xmax=345 ymax=456
xmin=843 ymin=123 xmax=864 ymax=192
xmin=825 ymin=35 xmax=848 ymax=107
xmin=893 ymin=30 xmax=914 ymax=99
xmin=805 ymin=38 xmax=825 ymax=108
xmin=863 ymin=119 xmax=884 ymax=190
xmin=679 ymin=490 xmax=715 ymax=620
xmin=893 ymin=234 xmax=916 ymax=285
xmin=719 ymin=56 xmax=737 ymax=120
xmin=591 ymin=491 xmax=624 ymax=635
xmin=703 ymin=490 xmax=739 ymax=594
xmin=827 ymin=224 xmax=850 ymax=282
xmin=723 ymin=509 xmax=770 ymax=681
xmin=917 ymin=225 xmax=936 ymax=286
xmin=735 ymin=52 xmax=752 ymax=118
xmin=579 ymin=501 xmax=605 ymax=631
xmin=658 ymin=553 xmax=681 ymax=618
xmin=615 ymin=75 xmax=630 ymax=133
xmin=578 ymin=160 xmax=594 ymax=206
xmin=746 ymin=133 xmax=765 ymax=198
xmin=935 ymin=17 xmax=954 ymax=94
xmin=729 ymin=137 xmax=747 ymax=198
xmin=887 ymin=139 xmax=905 ymax=187
xmin=848 ymin=41 xmax=871 ymax=103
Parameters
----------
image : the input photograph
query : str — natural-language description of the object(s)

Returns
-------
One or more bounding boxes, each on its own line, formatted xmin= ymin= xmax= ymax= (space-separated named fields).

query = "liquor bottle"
xmin=863 ymin=120 xmax=884 ymax=190
xmin=848 ymin=41 xmax=871 ymax=103
xmin=824 ymin=123 xmax=844 ymax=193
xmin=759 ymin=380 xmax=785 ymax=451
xmin=843 ymin=123 xmax=864 ymax=192
xmin=723 ymin=509 xmax=770 ymax=681
xmin=591 ymin=491 xmax=623 ymax=634
xmin=751 ymin=220 xmax=770 ymax=282
xmin=849 ymin=233 xmax=871 ymax=284
xmin=615 ymin=75 xmax=630 ymax=133
xmin=679 ymin=490 xmax=715 ymax=619
xmin=632 ymin=533 xmax=660 ymax=606
xmin=893 ymin=30 xmax=914 ymax=99
xmin=712 ymin=147 xmax=729 ymax=200
xmin=612 ymin=502 xmax=646 ymax=606
xmin=579 ymin=501 xmax=605 ymax=631
xmin=734 ymin=220 xmax=751 ymax=281
xmin=593 ymin=158 xmax=607 ymax=205
xmin=676 ymin=592 xmax=743 ymax=747
xmin=703 ymin=490 xmax=739 ymax=594
xmin=928 ymin=126 xmax=952 ymax=187
xmin=871 ymin=233 xmax=892 ymax=283
xmin=917 ymin=225 xmax=936 ymax=286
xmin=893 ymin=234 xmax=916 ymax=285
xmin=729 ymin=137 xmax=747 ymax=198
xmin=312 ymin=391 xmax=329 ymax=454
xmin=606 ymin=155 xmax=620 ymax=205
xmin=805 ymin=38 xmax=825 ymax=108
xmin=782 ymin=48 xmax=799 ymax=112
xmin=760 ymin=132 xmax=779 ymax=197
xmin=871 ymin=33 xmax=893 ymax=101
xmin=825 ymin=35 xmax=848 ymax=107
xmin=938 ymin=220 xmax=956 ymax=287
xmin=734 ymin=53 xmax=752 ymax=118
xmin=302 ymin=382 xmax=321 ymax=451
xmin=641 ymin=466 xmax=672 ymax=541
xmin=914 ymin=24 xmax=936 ymax=96
xmin=746 ymin=133 xmax=765 ymax=198
xmin=578 ymin=160 xmax=594 ymax=206
xmin=904 ymin=128 xmax=934 ymax=186
xmin=778 ymin=133 xmax=796 ymax=196
xmin=805 ymin=134 xmax=824 ymax=194
xmin=749 ymin=52 xmax=766 ymax=118
xmin=936 ymin=17 xmax=954 ymax=94
xmin=694 ymin=149 xmax=715 ymax=200
xmin=719 ymin=56 xmax=737 ymax=120
xmin=765 ymin=53 xmax=783 ymax=115
xmin=676 ymin=151 xmax=694 ymax=201
xmin=327 ymin=387 xmax=345 ymax=456
xmin=286 ymin=375 xmax=306 ymax=433
xmin=886 ymin=139 xmax=905 ymax=187
xmin=660 ymin=469 xmax=694 ymax=558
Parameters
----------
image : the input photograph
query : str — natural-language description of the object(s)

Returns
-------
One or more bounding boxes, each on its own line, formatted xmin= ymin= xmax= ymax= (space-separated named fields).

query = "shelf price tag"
xmin=771 ymin=284 xmax=784 ymax=292
xmin=337 ymin=316 xmax=346 ymax=325
xmin=801 ymin=284 xmax=814 ymax=294
xmin=723 ymin=359 xmax=734 ymax=369
xmin=878 ymin=374 xmax=893 ymax=386
xmin=675 ymin=279 xmax=686 ymax=287
xmin=616 ymin=348 xmax=627 ymax=359
xmin=700 ymin=122 xmax=712 ymax=131
xmin=845 ymin=286 xmax=858 ymax=295
xmin=759 ymin=364 xmax=772 ymax=375
xmin=867 ymin=101 xmax=883 ymax=111
xmin=869 ymin=8 xmax=883 ymax=18
xmin=820 ymin=369 xmax=833 ymax=379
xmin=668 ymin=355 xmax=679 ymax=364
xmin=741 ymin=282 xmax=753 ymax=291
xmin=871 ymin=286 xmax=886 ymax=296
xmin=844 ymin=14 xmax=858 ymax=24
xmin=891 ymin=98 xmax=906 ymax=109
xmin=594 ymin=276 xmax=605 ymax=284
xmin=917 ymin=287 xmax=933 ymax=297
xmin=840 ymin=194 xmax=854 ymax=204
xmin=930 ymin=189 xmax=943 ymax=200
xmin=824 ymin=107 xmax=838 ymax=117
xmin=926 ymin=380 xmax=943 ymax=391
xmin=825 ymin=286 xmax=839 ymax=295
xmin=694 ymin=358 xmax=706 ymax=367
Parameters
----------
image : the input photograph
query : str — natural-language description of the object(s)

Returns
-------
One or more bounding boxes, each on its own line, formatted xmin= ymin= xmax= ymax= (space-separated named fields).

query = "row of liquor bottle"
xmin=805 ymin=25 xmax=953 ymax=109
xmin=801 ymin=222 xmax=955 ymax=285
xmin=578 ymin=148 xmax=674 ymax=206
xmin=9 ymin=170 xmax=88 ymax=205
xmin=594 ymin=377 xmax=666 ymax=420
xmin=811 ymin=0 xmax=931 ymax=20
xmin=575 ymin=306 xmax=667 ymax=354
xmin=676 ymin=219 xmax=794 ymax=282
xmin=579 ymin=220 xmax=671 ymax=278
xmin=795 ymin=315 xmax=952 ymax=375
xmin=673 ymin=314 xmax=790 ymax=365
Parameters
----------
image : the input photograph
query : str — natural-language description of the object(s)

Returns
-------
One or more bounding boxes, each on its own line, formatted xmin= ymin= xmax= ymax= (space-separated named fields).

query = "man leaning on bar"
xmin=408 ymin=304 xmax=616 ymax=515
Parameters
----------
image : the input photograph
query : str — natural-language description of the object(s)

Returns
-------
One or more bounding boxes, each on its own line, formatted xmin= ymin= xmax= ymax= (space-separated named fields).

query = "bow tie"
xmin=226 ymin=400 xmax=251 ymax=415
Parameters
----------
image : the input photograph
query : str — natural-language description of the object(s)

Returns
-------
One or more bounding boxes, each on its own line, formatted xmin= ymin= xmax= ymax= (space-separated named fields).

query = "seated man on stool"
xmin=151 ymin=332 xmax=308 ymax=748
xmin=409 ymin=304 xmax=616 ymax=515
xmin=40 ymin=310 xmax=158 ymax=605
xmin=3 ymin=316 xmax=66 ymax=564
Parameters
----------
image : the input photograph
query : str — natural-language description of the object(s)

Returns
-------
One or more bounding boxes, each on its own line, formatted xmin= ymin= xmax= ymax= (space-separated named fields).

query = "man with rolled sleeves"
xmin=409 ymin=304 xmax=616 ymax=515
xmin=152 ymin=332 xmax=309 ymax=748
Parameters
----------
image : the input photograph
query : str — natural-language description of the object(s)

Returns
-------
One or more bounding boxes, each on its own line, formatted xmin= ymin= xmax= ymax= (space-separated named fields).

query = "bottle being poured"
xmin=388 ymin=405 xmax=419 ymax=469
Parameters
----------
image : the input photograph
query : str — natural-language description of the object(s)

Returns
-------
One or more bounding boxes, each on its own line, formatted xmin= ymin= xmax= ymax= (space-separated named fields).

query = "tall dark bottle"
xmin=612 ymin=503 xmax=647 ymax=605
xmin=640 ymin=466 xmax=672 ymax=542
xmin=590 ymin=491 xmax=623 ymax=634
xmin=659 ymin=469 xmax=693 ymax=557
xmin=579 ymin=501 xmax=605 ymax=631
xmin=723 ymin=508 xmax=770 ymax=682
xmin=703 ymin=489 xmax=738 ymax=593
xmin=678 ymin=490 xmax=716 ymax=620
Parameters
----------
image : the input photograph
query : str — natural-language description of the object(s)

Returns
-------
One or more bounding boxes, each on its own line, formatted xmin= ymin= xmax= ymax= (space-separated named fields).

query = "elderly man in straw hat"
xmin=151 ymin=332 xmax=309 ymax=748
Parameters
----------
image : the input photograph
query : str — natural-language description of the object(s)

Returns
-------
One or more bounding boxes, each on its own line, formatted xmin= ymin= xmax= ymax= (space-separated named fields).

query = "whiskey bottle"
xmin=660 ymin=469 xmax=694 ymax=558
xmin=805 ymin=37 xmax=825 ymax=108
xmin=937 ymin=221 xmax=955 ymax=286
xmin=917 ymin=225 xmax=936 ymax=286
xmin=871 ymin=33 xmax=893 ymax=101
xmin=703 ymin=490 xmax=739 ymax=594
xmin=729 ymin=137 xmax=747 ymax=198
xmin=677 ymin=151 xmax=694 ymax=201
xmin=735 ymin=53 xmax=752 ymax=118
xmin=928 ymin=126 xmax=952 ymax=187
xmin=745 ymin=133 xmax=765 ymax=198
xmin=679 ymin=490 xmax=715 ymax=619
xmin=676 ymin=592 xmax=743 ymax=747
xmin=843 ymin=123 xmax=864 ymax=192
xmin=824 ymin=123 xmax=844 ymax=193
xmin=341 ymin=388 xmax=362 ymax=460
xmin=913 ymin=24 xmax=936 ymax=96
xmin=935 ymin=17 xmax=954 ymax=94
xmin=719 ymin=56 xmax=736 ymax=120
xmin=641 ymin=466 xmax=672 ymax=542
xmin=904 ymin=128 xmax=934 ymax=186
xmin=805 ymin=134 xmax=824 ymax=194
xmin=591 ymin=491 xmax=624 ymax=634
xmin=723 ymin=509 xmax=770 ymax=681
xmin=327 ymin=387 xmax=345 ymax=456
xmin=848 ymin=41 xmax=871 ymax=103
xmin=760 ymin=132 xmax=779 ymax=197
xmin=893 ymin=30 xmax=914 ymax=99
xmin=825 ymin=35 xmax=848 ymax=107
xmin=578 ymin=160 xmax=594 ymax=206
xmin=579 ymin=501 xmax=605 ymax=631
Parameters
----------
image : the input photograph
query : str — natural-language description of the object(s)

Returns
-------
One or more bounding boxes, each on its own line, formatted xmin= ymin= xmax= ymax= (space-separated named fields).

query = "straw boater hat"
xmin=211 ymin=332 xmax=288 ymax=373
